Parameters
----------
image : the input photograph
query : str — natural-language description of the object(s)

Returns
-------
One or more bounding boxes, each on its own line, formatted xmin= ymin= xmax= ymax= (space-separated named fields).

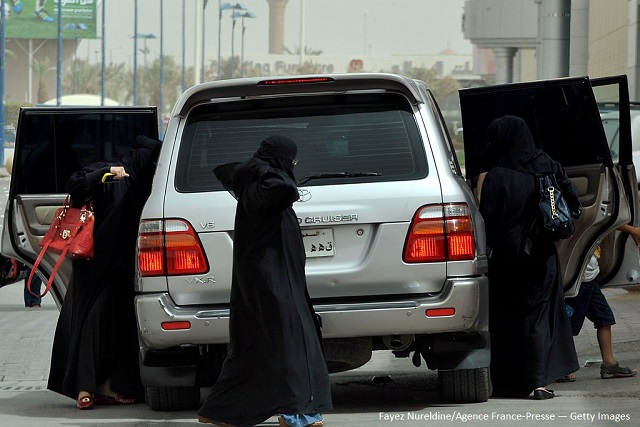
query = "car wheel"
xmin=437 ymin=367 xmax=491 ymax=403
xmin=144 ymin=385 xmax=201 ymax=411
xmin=323 ymin=337 xmax=372 ymax=373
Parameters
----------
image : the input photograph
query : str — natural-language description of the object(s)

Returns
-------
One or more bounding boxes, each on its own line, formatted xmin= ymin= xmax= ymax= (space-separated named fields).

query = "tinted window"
xmin=460 ymin=79 xmax=610 ymax=179
xmin=176 ymin=93 xmax=427 ymax=192
xmin=13 ymin=109 xmax=158 ymax=194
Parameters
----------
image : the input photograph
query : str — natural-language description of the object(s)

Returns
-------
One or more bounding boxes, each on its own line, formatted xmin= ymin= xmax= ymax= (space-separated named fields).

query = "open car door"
xmin=0 ymin=107 xmax=158 ymax=307
xmin=459 ymin=76 xmax=631 ymax=297
xmin=591 ymin=76 xmax=640 ymax=288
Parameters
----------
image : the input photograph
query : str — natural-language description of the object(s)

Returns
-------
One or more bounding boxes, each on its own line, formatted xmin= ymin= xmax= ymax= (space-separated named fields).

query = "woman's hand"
xmin=109 ymin=166 xmax=130 ymax=180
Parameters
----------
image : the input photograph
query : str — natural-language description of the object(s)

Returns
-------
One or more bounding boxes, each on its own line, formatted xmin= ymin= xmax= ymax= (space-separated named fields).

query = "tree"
xmin=62 ymin=58 xmax=100 ymax=95
xmin=400 ymin=66 xmax=460 ymax=104
xmin=146 ymin=55 xmax=191 ymax=116
xmin=32 ymin=57 xmax=55 ymax=104
xmin=284 ymin=46 xmax=323 ymax=56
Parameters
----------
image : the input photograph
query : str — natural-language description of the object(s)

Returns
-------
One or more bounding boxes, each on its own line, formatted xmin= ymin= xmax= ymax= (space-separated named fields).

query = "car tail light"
xmin=403 ymin=203 xmax=476 ymax=263
xmin=138 ymin=219 xmax=209 ymax=277
xmin=257 ymin=77 xmax=334 ymax=86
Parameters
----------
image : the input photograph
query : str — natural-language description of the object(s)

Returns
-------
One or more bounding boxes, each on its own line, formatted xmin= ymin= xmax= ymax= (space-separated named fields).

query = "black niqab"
xmin=48 ymin=135 xmax=162 ymax=401
xmin=253 ymin=134 xmax=297 ymax=180
xmin=479 ymin=117 xmax=579 ymax=397
xmin=202 ymin=135 xmax=332 ymax=426
xmin=485 ymin=115 xmax=552 ymax=174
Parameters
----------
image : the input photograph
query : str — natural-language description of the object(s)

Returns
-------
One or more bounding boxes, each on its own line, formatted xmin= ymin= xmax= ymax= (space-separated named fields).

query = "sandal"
xmin=600 ymin=362 xmax=638 ymax=379
xmin=93 ymin=392 xmax=137 ymax=405
xmin=531 ymin=388 xmax=555 ymax=400
xmin=76 ymin=395 xmax=94 ymax=410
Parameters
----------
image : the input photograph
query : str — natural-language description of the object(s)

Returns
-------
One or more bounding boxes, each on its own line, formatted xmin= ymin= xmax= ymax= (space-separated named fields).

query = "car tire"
xmin=437 ymin=367 xmax=491 ymax=403
xmin=144 ymin=385 xmax=201 ymax=411
xmin=323 ymin=337 xmax=372 ymax=373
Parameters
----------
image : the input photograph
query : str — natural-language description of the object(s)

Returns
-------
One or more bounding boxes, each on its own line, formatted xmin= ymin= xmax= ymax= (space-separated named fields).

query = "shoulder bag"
xmin=27 ymin=196 xmax=95 ymax=298
xmin=536 ymin=173 xmax=575 ymax=240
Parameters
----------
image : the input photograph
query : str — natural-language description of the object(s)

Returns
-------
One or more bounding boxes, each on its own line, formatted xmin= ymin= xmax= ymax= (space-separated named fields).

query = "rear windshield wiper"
xmin=298 ymin=172 xmax=382 ymax=186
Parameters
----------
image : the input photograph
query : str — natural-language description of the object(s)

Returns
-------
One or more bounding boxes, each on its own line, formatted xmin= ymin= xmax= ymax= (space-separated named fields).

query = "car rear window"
xmin=175 ymin=93 xmax=427 ymax=192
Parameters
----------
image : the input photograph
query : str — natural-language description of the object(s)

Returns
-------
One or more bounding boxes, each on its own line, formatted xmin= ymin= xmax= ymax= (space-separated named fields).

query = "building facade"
xmin=463 ymin=0 xmax=640 ymax=101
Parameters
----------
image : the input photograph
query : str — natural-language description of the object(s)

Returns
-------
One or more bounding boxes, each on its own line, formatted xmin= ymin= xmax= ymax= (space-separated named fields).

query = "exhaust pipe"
xmin=382 ymin=334 xmax=413 ymax=351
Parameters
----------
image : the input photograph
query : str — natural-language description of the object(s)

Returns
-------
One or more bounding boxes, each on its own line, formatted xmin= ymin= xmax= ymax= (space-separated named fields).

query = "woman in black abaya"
xmin=478 ymin=116 xmax=580 ymax=399
xmin=47 ymin=135 xmax=161 ymax=409
xmin=198 ymin=135 xmax=332 ymax=427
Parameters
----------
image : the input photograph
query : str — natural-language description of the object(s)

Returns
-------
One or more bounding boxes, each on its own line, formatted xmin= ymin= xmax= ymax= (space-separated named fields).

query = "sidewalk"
xmin=0 ymin=281 xmax=57 ymax=383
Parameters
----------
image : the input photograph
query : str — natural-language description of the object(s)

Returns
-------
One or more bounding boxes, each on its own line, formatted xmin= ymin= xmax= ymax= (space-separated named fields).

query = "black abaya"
xmin=199 ymin=137 xmax=332 ymax=426
xmin=47 ymin=135 xmax=161 ymax=400
xmin=479 ymin=116 xmax=580 ymax=398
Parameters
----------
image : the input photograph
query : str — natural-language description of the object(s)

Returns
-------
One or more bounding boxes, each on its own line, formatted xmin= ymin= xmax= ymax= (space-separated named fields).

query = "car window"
xmin=460 ymin=78 xmax=611 ymax=179
xmin=13 ymin=109 xmax=158 ymax=194
xmin=175 ymin=93 xmax=428 ymax=192
xmin=593 ymin=82 xmax=637 ymax=168
xmin=600 ymin=114 xmax=620 ymax=163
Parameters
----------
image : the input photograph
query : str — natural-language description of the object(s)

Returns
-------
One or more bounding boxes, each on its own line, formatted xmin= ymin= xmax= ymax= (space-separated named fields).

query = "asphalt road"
xmin=1 ymin=175 xmax=640 ymax=426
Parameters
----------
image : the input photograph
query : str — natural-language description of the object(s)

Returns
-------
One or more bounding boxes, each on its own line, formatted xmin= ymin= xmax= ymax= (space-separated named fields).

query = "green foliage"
xmin=5 ymin=102 xmax=30 ymax=127
xmin=284 ymin=46 xmax=324 ymax=56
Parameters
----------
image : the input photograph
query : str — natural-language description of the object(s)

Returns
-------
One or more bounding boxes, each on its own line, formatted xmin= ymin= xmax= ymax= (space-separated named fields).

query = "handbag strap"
xmin=27 ymin=238 xmax=69 ymax=299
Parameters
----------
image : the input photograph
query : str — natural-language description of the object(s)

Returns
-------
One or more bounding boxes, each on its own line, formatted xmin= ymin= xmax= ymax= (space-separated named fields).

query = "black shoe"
xmin=532 ymin=388 xmax=555 ymax=400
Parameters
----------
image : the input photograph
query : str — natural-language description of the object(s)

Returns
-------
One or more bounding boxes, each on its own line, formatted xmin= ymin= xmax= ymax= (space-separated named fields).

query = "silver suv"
xmin=135 ymin=74 xmax=491 ymax=410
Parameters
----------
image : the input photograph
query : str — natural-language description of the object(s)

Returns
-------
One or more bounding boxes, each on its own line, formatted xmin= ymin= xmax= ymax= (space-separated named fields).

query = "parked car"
xmin=135 ymin=73 xmax=491 ymax=410
xmin=3 ymin=74 xmax=638 ymax=413
xmin=460 ymin=74 xmax=640 ymax=298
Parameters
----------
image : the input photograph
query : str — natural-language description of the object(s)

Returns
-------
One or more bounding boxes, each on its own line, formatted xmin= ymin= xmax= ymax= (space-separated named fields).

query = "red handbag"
xmin=27 ymin=197 xmax=95 ymax=298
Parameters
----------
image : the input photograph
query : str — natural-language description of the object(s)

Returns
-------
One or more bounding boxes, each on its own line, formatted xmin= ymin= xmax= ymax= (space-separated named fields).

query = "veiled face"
xmin=253 ymin=135 xmax=298 ymax=178
xmin=486 ymin=115 xmax=537 ymax=167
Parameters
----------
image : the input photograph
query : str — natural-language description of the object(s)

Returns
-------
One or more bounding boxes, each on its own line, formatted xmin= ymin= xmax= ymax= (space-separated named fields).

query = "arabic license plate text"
xmin=303 ymin=228 xmax=335 ymax=258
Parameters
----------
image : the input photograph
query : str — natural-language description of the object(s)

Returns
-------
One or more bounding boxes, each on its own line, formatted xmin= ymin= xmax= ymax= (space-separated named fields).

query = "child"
xmin=561 ymin=225 xmax=639 ymax=381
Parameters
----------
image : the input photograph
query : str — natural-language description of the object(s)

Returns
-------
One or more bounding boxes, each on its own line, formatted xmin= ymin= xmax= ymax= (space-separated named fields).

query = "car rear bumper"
xmin=135 ymin=276 xmax=489 ymax=350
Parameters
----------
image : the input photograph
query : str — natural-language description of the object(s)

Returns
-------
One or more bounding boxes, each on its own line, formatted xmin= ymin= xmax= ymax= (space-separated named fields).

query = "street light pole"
xmin=133 ymin=0 xmax=139 ymax=105
xmin=56 ymin=0 xmax=62 ymax=105
xmin=217 ymin=0 xmax=222 ymax=79
xmin=133 ymin=33 xmax=156 ymax=105
xmin=218 ymin=2 xmax=232 ymax=80
xmin=231 ymin=13 xmax=236 ymax=79
xmin=182 ymin=0 xmax=186 ymax=92
xmin=160 ymin=0 xmax=164 ymax=136
xmin=1 ymin=0 xmax=5 ymax=161
xmin=202 ymin=0 xmax=208 ymax=83
xmin=229 ymin=3 xmax=247 ymax=80
xmin=142 ymin=38 xmax=149 ymax=104
xmin=101 ymin=0 xmax=106 ymax=105
xmin=232 ymin=10 xmax=256 ymax=78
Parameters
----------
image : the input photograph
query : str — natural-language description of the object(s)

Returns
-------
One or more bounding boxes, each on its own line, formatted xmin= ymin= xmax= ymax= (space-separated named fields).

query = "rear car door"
xmin=1 ymin=107 xmax=158 ymax=306
xmin=459 ymin=76 xmax=631 ymax=297
xmin=590 ymin=76 xmax=640 ymax=288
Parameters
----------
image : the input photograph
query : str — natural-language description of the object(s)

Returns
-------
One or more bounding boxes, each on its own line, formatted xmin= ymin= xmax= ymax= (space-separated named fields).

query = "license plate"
xmin=302 ymin=228 xmax=335 ymax=258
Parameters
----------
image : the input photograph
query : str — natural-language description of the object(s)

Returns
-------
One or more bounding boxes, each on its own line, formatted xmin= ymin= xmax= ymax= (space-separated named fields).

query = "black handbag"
xmin=536 ymin=173 xmax=575 ymax=240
